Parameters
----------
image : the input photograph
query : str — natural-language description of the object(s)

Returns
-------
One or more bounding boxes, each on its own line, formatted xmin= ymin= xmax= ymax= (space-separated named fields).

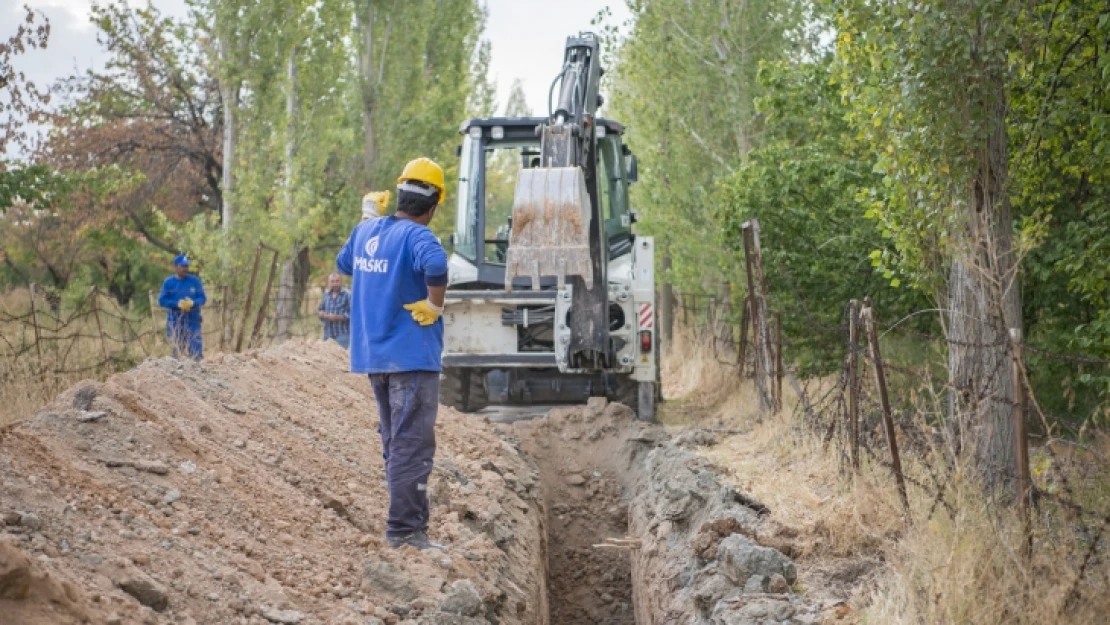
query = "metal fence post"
xmin=848 ymin=300 xmax=861 ymax=471
xmin=862 ymin=297 xmax=911 ymax=522
xmin=1010 ymin=328 xmax=1031 ymax=553
xmin=738 ymin=296 xmax=751 ymax=376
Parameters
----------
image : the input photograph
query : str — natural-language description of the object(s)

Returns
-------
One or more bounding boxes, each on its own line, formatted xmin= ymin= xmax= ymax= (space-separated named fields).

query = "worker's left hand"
xmin=403 ymin=300 xmax=444 ymax=326
xmin=179 ymin=297 xmax=194 ymax=312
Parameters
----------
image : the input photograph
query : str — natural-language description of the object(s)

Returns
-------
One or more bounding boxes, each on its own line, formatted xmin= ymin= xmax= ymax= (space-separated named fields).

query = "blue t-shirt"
xmin=158 ymin=274 xmax=206 ymax=327
xmin=336 ymin=216 xmax=449 ymax=374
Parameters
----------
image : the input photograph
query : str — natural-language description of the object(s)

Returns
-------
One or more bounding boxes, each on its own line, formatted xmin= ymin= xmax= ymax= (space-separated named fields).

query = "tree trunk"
xmin=276 ymin=47 xmax=299 ymax=342
xmin=218 ymin=40 xmax=237 ymax=232
xmin=360 ymin=0 xmax=377 ymax=184
xmin=947 ymin=62 xmax=1022 ymax=500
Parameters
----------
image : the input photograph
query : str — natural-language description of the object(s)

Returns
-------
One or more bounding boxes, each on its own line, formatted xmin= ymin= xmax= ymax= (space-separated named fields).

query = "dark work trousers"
xmin=368 ymin=371 xmax=440 ymax=537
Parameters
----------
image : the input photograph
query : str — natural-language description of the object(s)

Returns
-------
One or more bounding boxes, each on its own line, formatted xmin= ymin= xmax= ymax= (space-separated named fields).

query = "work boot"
xmin=387 ymin=531 xmax=447 ymax=552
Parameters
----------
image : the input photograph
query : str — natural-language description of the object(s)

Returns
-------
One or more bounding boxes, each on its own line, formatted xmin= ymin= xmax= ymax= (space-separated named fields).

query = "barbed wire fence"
xmin=675 ymin=218 xmax=1110 ymax=608
xmin=0 ymin=243 xmax=344 ymax=388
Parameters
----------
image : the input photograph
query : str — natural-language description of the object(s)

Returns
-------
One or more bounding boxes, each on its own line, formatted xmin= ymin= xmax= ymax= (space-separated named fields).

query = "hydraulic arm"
xmin=504 ymin=33 xmax=611 ymax=370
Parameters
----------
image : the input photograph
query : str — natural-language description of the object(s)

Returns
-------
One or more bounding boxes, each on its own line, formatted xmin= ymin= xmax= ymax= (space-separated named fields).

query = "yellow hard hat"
xmin=362 ymin=191 xmax=390 ymax=219
xmin=397 ymin=157 xmax=445 ymax=204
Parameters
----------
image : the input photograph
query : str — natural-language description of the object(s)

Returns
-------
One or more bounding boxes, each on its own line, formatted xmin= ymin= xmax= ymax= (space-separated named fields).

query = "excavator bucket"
xmin=504 ymin=167 xmax=594 ymax=291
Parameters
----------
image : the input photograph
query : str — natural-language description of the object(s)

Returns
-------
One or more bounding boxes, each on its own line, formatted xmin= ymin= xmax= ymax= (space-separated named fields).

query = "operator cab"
xmin=450 ymin=116 xmax=639 ymax=289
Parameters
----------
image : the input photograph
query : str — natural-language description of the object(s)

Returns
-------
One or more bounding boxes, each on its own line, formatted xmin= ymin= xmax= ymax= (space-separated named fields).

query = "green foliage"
xmin=609 ymin=0 xmax=813 ymax=295
xmin=718 ymin=57 xmax=932 ymax=373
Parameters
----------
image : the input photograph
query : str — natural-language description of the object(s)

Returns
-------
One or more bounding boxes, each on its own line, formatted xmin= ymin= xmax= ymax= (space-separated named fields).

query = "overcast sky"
xmin=7 ymin=0 xmax=631 ymax=119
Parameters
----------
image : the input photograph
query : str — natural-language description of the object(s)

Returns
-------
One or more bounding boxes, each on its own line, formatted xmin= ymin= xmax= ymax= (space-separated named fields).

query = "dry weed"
xmin=661 ymin=329 xmax=1110 ymax=623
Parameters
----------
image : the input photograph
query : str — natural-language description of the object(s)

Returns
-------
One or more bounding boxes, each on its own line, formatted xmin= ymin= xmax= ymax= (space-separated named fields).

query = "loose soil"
xmin=0 ymin=341 xmax=546 ymax=625
xmin=1 ymin=338 xmax=870 ymax=625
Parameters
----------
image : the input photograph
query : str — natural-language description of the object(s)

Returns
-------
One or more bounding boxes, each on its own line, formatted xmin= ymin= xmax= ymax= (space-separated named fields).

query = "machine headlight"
xmin=491 ymin=126 xmax=504 ymax=140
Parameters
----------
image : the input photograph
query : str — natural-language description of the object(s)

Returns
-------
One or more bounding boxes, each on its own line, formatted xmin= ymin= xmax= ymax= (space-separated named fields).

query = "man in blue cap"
xmin=158 ymin=254 xmax=207 ymax=360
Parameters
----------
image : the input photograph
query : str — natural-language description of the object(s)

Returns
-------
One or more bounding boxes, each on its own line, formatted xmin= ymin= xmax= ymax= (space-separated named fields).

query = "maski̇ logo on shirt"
xmin=355 ymin=235 xmax=389 ymax=273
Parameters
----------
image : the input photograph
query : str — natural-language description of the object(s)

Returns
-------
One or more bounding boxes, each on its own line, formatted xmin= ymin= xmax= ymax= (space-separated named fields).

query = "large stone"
xmin=439 ymin=579 xmax=482 ymax=617
xmin=260 ymin=607 xmax=306 ymax=624
xmin=362 ymin=560 xmax=417 ymax=602
xmin=117 ymin=577 xmax=169 ymax=612
xmin=717 ymin=535 xmax=796 ymax=585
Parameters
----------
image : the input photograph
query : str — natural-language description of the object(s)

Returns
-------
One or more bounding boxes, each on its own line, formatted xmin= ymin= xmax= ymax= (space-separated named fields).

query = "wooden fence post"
xmin=236 ymin=244 xmax=264 ymax=352
xmin=89 ymin=287 xmax=110 ymax=364
xmin=741 ymin=220 xmax=773 ymax=413
xmin=28 ymin=283 xmax=45 ymax=376
xmin=848 ymin=300 xmax=861 ymax=471
xmin=862 ymin=297 xmax=911 ymax=522
xmin=250 ymin=247 xmax=280 ymax=348
xmin=1010 ymin=328 xmax=1031 ymax=553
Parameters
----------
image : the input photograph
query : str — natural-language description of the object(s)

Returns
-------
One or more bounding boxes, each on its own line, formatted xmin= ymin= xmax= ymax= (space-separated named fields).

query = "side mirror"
xmin=455 ymin=144 xmax=463 ymax=157
xmin=627 ymin=154 xmax=639 ymax=183
xmin=449 ymin=233 xmax=457 ymax=247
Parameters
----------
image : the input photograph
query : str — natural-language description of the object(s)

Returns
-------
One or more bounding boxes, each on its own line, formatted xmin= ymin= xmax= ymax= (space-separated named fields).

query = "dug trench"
xmin=0 ymin=342 xmax=860 ymax=625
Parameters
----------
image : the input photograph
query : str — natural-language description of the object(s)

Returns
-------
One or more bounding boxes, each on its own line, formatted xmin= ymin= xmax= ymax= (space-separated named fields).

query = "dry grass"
xmin=659 ymin=328 xmax=1110 ymax=624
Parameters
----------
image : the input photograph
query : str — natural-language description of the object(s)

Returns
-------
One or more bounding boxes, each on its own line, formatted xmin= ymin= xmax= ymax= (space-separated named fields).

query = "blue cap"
xmin=173 ymin=254 xmax=190 ymax=267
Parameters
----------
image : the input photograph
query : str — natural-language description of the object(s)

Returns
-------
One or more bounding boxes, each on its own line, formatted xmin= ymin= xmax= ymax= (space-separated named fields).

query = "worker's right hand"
xmin=178 ymin=297 xmax=194 ymax=312
xmin=403 ymin=300 xmax=444 ymax=326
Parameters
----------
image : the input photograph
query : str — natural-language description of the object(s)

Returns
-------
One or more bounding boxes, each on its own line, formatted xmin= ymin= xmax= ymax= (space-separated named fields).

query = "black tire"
xmin=440 ymin=368 xmax=489 ymax=413
xmin=615 ymin=374 xmax=656 ymax=422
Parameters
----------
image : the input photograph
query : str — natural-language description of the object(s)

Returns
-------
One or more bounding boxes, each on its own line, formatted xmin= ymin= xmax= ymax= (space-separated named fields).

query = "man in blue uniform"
xmin=317 ymin=272 xmax=352 ymax=348
xmin=158 ymin=254 xmax=207 ymax=360
xmin=337 ymin=157 xmax=449 ymax=551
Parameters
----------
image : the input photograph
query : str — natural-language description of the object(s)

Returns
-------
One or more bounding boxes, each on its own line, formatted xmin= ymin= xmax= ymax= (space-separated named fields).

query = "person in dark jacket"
xmin=158 ymin=254 xmax=206 ymax=360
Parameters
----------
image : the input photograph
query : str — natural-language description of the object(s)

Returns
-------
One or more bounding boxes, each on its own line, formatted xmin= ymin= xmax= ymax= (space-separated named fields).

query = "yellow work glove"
xmin=179 ymin=297 xmax=194 ymax=312
xmin=403 ymin=300 xmax=444 ymax=326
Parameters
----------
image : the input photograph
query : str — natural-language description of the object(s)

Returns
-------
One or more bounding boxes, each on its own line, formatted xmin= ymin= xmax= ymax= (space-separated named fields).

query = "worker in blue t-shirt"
xmin=337 ymin=157 xmax=450 ymax=552
xmin=158 ymin=254 xmax=207 ymax=360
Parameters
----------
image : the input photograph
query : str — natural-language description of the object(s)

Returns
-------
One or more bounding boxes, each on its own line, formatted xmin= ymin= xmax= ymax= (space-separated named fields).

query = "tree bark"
xmin=947 ymin=57 xmax=1022 ymax=500
xmin=219 ymin=40 xmax=237 ymax=232
xmin=360 ymin=0 xmax=378 ymax=184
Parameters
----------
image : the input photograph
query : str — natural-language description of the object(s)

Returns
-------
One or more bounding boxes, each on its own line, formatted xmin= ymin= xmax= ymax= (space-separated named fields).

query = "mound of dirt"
xmin=0 ymin=340 xmax=546 ymax=625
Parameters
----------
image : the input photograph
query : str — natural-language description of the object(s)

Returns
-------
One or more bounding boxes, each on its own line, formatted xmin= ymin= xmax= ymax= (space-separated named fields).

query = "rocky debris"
xmin=97 ymin=458 xmax=170 ymax=475
xmin=439 ymin=579 xmax=483 ymax=616
xmin=363 ymin=560 xmax=418 ymax=602
xmin=117 ymin=577 xmax=169 ymax=612
xmin=0 ymin=341 xmax=547 ymax=625
xmin=628 ymin=442 xmax=826 ymax=624
xmin=72 ymin=386 xmax=97 ymax=411
xmin=19 ymin=512 xmax=42 ymax=531
xmin=75 ymin=410 xmax=108 ymax=423
xmin=673 ymin=429 xmax=719 ymax=448
xmin=261 ymin=606 xmax=306 ymax=623
xmin=717 ymin=534 xmax=797 ymax=586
